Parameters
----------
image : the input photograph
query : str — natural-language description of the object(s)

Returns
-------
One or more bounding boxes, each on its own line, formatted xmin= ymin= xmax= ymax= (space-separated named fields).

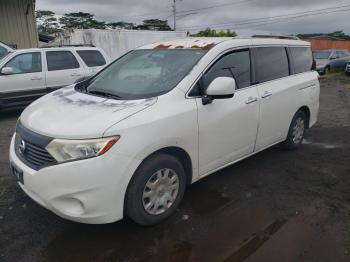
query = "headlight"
xmin=46 ymin=136 xmax=119 ymax=163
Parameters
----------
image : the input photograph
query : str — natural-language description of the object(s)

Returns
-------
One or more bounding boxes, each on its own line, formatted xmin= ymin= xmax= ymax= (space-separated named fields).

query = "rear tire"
xmin=324 ymin=66 xmax=330 ymax=74
xmin=125 ymin=153 xmax=186 ymax=226
xmin=282 ymin=111 xmax=307 ymax=150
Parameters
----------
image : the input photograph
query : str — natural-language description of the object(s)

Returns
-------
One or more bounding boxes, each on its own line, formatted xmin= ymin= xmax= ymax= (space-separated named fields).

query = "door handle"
xmin=245 ymin=97 xmax=258 ymax=104
xmin=30 ymin=76 xmax=42 ymax=80
xmin=261 ymin=91 xmax=272 ymax=98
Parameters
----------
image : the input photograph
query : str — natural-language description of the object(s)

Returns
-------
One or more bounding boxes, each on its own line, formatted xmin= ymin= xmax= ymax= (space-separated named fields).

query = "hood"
xmin=20 ymin=86 xmax=157 ymax=139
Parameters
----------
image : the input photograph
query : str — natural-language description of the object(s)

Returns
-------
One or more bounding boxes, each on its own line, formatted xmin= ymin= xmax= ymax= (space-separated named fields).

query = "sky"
xmin=36 ymin=0 xmax=350 ymax=36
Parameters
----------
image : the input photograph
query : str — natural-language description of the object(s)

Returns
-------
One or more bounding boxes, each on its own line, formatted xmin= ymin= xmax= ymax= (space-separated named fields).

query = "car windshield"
xmin=85 ymin=49 xmax=207 ymax=99
xmin=313 ymin=51 xmax=331 ymax=59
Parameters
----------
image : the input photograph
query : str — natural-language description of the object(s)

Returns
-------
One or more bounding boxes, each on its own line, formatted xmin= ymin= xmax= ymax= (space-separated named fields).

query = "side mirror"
xmin=203 ymin=77 xmax=236 ymax=105
xmin=1 ymin=67 xmax=14 ymax=75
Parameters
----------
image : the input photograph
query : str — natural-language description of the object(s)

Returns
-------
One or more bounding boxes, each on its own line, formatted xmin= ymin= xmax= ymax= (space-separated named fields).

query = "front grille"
xmin=15 ymin=123 xmax=57 ymax=170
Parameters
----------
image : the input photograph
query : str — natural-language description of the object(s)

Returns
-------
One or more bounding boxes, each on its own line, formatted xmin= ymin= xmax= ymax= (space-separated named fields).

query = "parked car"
xmin=345 ymin=62 xmax=350 ymax=75
xmin=313 ymin=49 xmax=350 ymax=74
xmin=9 ymin=38 xmax=320 ymax=225
xmin=0 ymin=46 xmax=110 ymax=109
xmin=0 ymin=41 xmax=14 ymax=61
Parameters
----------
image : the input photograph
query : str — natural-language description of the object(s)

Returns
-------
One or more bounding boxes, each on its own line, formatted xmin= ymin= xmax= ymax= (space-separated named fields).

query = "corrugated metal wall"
xmin=57 ymin=29 xmax=188 ymax=59
xmin=0 ymin=0 xmax=38 ymax=48
xmin=301 ymin=38 xmax=350 ymax=52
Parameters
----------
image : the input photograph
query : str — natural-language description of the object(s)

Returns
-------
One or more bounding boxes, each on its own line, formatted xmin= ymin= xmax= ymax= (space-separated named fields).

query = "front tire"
xmin=282 ymin=111 xmax=307 ymax=150
xmin=125 ymin=153 xmax=186 ymax=226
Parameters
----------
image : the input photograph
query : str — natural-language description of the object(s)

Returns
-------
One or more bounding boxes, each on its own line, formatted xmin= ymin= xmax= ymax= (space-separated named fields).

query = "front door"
xmin=0 ymin=52 xmax=46 ymax=106
xmin=196 ymin=49 xmax=260 ymax=176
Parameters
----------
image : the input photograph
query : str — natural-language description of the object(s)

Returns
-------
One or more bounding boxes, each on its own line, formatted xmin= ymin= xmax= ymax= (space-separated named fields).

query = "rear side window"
xmin=255 ymin=47 xmax=289 ymax=83
xmin=205 ymin=50 xmax=251 ymax=89
xmin=46 ymin=51 xmax=79 ymax=71
xmin=77 ymin=50 xmax=106 ymax=67
xmin=290 ymin=47 xmax=313 ymax=74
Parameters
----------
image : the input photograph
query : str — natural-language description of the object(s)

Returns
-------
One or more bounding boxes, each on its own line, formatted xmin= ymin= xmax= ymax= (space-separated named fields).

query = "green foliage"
xmin=298 ymin=31 xmax=350 ymax=40
xmin=192 ymin=28 xmax=237 ymax=37
xmin=59 ymin=12 xmax=106 ymax=29
xmin=135 ymin=19 xmax=172 ymax=31
xmin=107 ymin=22 xmax=135 ymax=30
xmin=36 ymin=10 xmax=62 ymax=35
xmin=36 ymin=11 xmax=173 ymax=32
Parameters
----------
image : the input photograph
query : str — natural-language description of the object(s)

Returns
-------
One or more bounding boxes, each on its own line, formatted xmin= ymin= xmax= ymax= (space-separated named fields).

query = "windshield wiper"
xmin=88 ymin=90 xmax=123 ymax=100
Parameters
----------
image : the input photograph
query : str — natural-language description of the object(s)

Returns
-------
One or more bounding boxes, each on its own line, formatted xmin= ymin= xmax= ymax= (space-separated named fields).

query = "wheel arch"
xmin=298 ymin=106 xmax=311 ymax=128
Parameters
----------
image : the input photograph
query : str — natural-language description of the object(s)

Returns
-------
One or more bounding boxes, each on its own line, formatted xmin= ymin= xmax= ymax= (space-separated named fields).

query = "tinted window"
xmin=313 ymin=51 xmax=331 ymax=59
xmin=290 ymin=47 xmax=313 ymax=74
xmin=77 ymin=50 xmax=106 ymax=67
xmin=46 ymin=51 xmax=79 ymax=71
xmin=5 ymin=53 xmax=42 ymax=74
xmin=205 ymin=50 xmax=251 ymax=89
xmin=255 ymin=47 xmax=289 ymax=83
xmin=0 ymin=46 xmax=8 ymax=60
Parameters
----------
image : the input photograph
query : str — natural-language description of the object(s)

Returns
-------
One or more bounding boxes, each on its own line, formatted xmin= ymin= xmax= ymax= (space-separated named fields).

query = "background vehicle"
xmin=0 ymin=46 xmax=110 ymax=109
xmin=313 ymin=49 xmax=350 ymax=74
xmin=0 ymin=41 xmax=14 ymax=61
xmin=9 ymin=38 xmax=320 ymax=225
xmin=345 ymin=62 xmax=350 ymax=75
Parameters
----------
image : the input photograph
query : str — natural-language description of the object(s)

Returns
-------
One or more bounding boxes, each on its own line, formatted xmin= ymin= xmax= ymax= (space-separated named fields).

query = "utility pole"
xmin=172 ymin=0 xmax=177 ymax=31
xmin=172 ymin=0 xmax=182 ymax=31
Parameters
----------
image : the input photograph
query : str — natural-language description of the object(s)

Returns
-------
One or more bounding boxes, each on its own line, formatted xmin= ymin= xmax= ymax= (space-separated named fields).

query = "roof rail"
xmin=252 ymin=35 xmax=300 ymax=40
xmin=44 ymin=44 xmax=96 ymax=48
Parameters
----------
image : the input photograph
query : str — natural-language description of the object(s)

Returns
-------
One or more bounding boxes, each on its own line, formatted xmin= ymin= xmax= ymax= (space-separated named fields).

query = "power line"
xmin=176 ymin=0 xmax=253 ymax=15
xmin=178 ymin=3 xmax=350 ymax=30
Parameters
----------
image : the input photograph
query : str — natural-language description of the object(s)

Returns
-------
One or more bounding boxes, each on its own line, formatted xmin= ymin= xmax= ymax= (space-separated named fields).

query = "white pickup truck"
xmin=0 ymin=46 xmax=110 ymax=109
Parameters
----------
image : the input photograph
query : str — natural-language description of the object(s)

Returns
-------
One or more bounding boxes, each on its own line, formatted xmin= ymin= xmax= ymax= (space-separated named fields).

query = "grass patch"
xmin=343 ymin=83 xmax=350 ymax=89
xmin=320 ymin=70 xmax=344 ymax=79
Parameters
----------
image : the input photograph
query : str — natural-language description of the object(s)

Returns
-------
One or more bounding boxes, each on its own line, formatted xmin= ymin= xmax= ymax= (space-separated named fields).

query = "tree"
xmin=36 ymin=10 xmax=62 ymax=34
xmin=59 ymin=12 xmax=106 ymax=29
xmin=298 ymin=31 xmax=350 ymax=40
xmin=192 ymin=28 xmax=237 ymax=37
xmin=107 ymin=21 xmax=135 ymax=30
xmin=136 ymin=19 xmax=172 ymax=31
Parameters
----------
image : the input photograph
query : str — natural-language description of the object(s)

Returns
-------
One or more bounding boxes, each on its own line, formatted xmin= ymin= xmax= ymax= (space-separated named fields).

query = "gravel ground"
xmin=0 ymin=74 xmax=349 ymax=262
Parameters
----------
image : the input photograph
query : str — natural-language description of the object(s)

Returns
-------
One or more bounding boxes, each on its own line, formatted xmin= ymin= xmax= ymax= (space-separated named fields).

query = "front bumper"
xmin=9 ymin=134 xmax=141 ymax=224
xmin=316 ymin=65 xmax=326 ymax=73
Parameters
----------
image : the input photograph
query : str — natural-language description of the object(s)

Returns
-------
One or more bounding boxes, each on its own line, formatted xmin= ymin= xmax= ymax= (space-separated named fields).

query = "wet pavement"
xmin=0 ymin=74 xmax=350 ymax=262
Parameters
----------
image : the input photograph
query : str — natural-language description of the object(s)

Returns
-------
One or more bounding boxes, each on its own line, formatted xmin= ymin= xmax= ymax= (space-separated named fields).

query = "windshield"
xmin=85 ymin=49 xmax=207 ymax=99
xmin=313 ymin=51 xmax=331 ymax=59
xmin=0 ymin=46 xmax=9 ymax=61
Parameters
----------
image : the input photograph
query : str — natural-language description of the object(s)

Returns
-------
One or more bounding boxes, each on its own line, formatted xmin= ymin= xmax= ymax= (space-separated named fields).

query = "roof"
xmin=138 ymin=37 xmax=310 ymax=50
xmin=138 ymin=37 xmax=233 ymax=50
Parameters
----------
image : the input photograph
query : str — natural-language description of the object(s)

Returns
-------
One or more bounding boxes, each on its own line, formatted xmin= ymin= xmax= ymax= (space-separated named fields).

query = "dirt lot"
xmin=0 ymin=74 xmax=349 ymax=262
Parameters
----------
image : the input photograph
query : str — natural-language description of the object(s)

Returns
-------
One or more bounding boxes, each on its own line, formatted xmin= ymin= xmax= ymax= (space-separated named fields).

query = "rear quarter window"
xmin=290 ymin=47 xmax=313 ymax=74
xmin=76 ymin=50 xmax=106 ymax=67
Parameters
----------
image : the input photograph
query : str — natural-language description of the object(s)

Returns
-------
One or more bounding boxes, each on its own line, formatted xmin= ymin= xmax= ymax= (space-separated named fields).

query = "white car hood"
xmin=20 ymin=87 xmax=157 ymax=139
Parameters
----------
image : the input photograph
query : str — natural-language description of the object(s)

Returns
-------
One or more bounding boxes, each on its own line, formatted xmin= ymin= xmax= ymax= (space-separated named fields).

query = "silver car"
xmin=0 ymin=41 xmax=14 ymax=61
xmin=313 ymin=49 xmax=350 ymax=74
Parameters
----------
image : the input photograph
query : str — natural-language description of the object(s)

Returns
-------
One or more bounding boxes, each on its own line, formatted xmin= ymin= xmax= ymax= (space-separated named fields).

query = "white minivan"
xmin=9 ymin=38 xmax=320 ymax=225
xmin=0 ymin=46 xmax=109 ymax=109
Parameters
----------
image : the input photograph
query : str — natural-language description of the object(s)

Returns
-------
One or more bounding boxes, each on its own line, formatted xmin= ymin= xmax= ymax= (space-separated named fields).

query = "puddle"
xmin=302 ymin=139 xmax=343 ymax=149
xmin=224 ymin=218 xmax=287 ymax=262
xmin=41 ymin=190 xmax=277 ymax=262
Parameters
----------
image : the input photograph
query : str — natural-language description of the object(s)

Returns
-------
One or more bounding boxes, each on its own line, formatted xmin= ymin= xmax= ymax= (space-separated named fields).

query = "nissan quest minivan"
xmin=9 ymin=38 xmax=320 ymax=225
